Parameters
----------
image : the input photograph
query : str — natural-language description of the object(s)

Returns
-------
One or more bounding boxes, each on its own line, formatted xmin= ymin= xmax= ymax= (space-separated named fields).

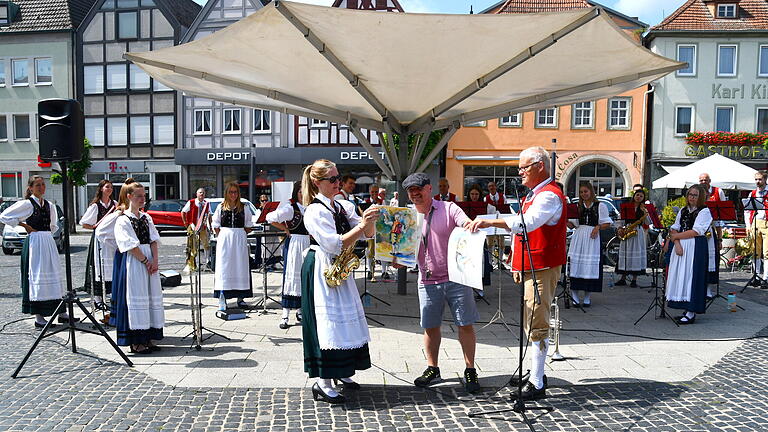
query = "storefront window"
xmin=567 ymin=161 xmax=624 ymax=198
xmin=463 ymin=165 xmax=526 ymax=201
xmin=335 ymin=165 xmax=385 ymax=201
xmin=223 ymin=165 xmax=285 ymax=202
xmin=189 ymin=165 xmax=217 ymax=199
xmin=154 ymin=172 xmax=179 ymax=200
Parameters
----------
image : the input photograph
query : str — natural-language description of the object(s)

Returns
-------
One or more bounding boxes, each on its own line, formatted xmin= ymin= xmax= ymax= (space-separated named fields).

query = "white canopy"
xmin=652 ymin=154 xmax=758 ymax=190
xmin=125 ymin=1 xmax=683 ymax=179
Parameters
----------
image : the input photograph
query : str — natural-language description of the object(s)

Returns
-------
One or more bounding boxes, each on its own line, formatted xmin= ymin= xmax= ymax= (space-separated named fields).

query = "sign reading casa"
xmin=685 ymin=144 xmax=766 ymax=159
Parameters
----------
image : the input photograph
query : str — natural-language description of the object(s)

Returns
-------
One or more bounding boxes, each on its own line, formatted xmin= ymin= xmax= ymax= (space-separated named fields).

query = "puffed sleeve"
xmin=79 ymin=203 xmax=98 ymax=227
xmin=48 ymin=201 xmax=58 ymax=232
xmin=670 ymin=209 xmax=683 ymax=232
xmin=693 ymin=208 xmax=713 ymax=236
xmin=304 ymin=203 xmax=342 ymax=256
xmin=266 ymin=202 xmax=294 ymax=224
xmin=211 ymin=205 xmax=222 ymax=229
xmin=95 ymin=211 xmax=120 ymax=244
xmin=0 ymin=200 xmax=33 ymax=227
xmin=598 ymin=202 xmax=612 ymax=225
xmin=144 ymin=212 xmax=161 ymax=243
xmin=244 ymin=205 xmax=254 ymax=228
xmin=114 ymin=215 xmax=140 ymax=253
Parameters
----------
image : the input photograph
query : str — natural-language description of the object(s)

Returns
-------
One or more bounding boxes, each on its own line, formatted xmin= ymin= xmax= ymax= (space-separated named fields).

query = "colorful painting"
xmin=448 ymin=227 xmax=487 ymax=290
xmin=375 ymin=206 xmax=422 ymax=268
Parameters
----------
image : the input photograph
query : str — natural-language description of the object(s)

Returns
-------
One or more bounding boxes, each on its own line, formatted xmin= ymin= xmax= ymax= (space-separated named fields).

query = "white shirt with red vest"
xmin=503 ymin=178 xmax=567 ymax=271
xmin=484 ymin=192 xmax=505 ymax=208
xmin=748 ymin=186 xmax=768 ymax=225
xmin=181 ymin=198 xmax=210 ymax=229
xmin=707 ymin=186 xmax=726 ymax=227
xmin=434 ymin=192 xmax=457 ymax=202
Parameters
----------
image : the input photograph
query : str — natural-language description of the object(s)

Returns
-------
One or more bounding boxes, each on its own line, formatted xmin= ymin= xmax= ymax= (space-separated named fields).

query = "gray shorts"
xmin=418 ymin=281 xmax=480 ymax=329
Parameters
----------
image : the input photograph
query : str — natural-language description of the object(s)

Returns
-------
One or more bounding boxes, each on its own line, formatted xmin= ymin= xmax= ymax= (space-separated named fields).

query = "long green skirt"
xmin=21 ymin=238 xmax=60 ymax=316
xmin=301 ymin=249 xmax=370 ymax=379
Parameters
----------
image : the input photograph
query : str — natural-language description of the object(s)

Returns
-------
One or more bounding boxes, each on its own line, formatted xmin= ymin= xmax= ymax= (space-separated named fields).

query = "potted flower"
xmin=721 ymin=229 xmax=737 ymax=260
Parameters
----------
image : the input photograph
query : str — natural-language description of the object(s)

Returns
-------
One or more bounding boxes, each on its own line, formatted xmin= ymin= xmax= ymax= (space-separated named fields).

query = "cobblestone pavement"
xmin=0 ymin=235 xmax=767 ymax=431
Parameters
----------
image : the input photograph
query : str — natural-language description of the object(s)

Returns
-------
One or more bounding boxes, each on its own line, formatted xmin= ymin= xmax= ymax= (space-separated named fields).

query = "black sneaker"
xmin=414 ymin=366 xmax=441 ymax=387
xmin=464 ymin=368 xmax=481 ymax=393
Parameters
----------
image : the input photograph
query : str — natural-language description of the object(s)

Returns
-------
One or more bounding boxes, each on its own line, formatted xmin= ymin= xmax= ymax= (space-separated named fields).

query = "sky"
xmin=194 ymin=0 xmax=691 ymax=27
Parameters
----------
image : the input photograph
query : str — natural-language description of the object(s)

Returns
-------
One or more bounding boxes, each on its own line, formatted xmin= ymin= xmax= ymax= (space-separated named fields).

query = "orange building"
xmin=445 ymin=0 xmax=651 ymax=200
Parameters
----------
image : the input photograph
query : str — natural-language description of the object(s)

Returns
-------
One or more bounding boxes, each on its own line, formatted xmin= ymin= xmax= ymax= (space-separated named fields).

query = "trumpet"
xmin=549 ymin=301 xmax=565 ymax=361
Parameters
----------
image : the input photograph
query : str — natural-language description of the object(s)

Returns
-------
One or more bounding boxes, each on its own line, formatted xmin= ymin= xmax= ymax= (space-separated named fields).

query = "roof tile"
xmin=653 ymin=0 xmax=768 ymax=31
xmin=0 ymin=0 xmax=97 ymax=33
xmin=496 ymin=0 xmax=592 ymax=14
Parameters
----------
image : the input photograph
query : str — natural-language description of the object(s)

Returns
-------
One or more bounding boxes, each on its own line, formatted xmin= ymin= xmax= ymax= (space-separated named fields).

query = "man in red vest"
xmin=433 ymin=178 xmax=457 ymax=202
xmin=181 ymin=188 xmax=212 ymax=270
xmin=747 ymin=170 xmax=768 ymax=286
xmin=469 ymin=146 xmax=566 ymax=401
xmin=699 ymin=173 xmax=725 ymax=247
xmin=484 ymin=181 xmax=505 ymax=207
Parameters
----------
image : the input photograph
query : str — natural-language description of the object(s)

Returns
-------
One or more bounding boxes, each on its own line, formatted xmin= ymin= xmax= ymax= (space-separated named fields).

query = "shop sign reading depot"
xmin=206 ymin=152 xmax=251 ymax=162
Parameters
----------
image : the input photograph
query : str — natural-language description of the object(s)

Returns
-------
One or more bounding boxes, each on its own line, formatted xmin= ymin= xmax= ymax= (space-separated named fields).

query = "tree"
xmin=50 ymin=139 xmax=93 ymax=233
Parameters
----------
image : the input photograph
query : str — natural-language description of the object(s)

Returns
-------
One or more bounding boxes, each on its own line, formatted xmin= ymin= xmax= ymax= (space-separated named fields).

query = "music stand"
xmin=480 ymin=214 xmax=514 ymax=332
xmin=554 ymin=203 xmax=584 ymax=312
xmin=741 ymin=197 xmax=765 ymax=292
xmin=705 ymin=201 xmax=745 ymax=310
xmin=456 ymin=201 xmax=489 ymax=221
xmin=644 ymin=204 xmax=665 ymax=290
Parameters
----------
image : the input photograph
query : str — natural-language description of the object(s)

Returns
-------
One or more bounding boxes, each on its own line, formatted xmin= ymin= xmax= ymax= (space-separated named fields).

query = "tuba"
xmin=324 ymin=245 xmax=361 ymax=287
xmin=618 ymin=205 xmax=648 ymax=241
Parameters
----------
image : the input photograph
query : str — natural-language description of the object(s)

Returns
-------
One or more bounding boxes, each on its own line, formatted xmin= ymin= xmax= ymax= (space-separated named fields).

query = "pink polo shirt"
xmin=417 ymin=199 xmax=469 ymax=286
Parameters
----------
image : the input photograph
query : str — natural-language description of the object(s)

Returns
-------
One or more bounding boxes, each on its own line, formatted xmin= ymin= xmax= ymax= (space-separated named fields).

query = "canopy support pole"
xmin=415 ymin=123 xmax=459 ymax=174
xmin=381 ymin=123 xmax=402 ymax=179
xmin=349 ymin=122 xmax=395 ymax=180
xmin=395 ymin=130 xmax=410 ymax=295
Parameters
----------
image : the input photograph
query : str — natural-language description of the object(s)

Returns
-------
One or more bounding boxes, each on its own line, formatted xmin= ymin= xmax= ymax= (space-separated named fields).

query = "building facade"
xmin=444 ymin=0 xmax=650 ymax=201
xmin=646 ymin=0 xmax=768 ymax=203
xmin=76 ymin=0 xmax=200 ymax=213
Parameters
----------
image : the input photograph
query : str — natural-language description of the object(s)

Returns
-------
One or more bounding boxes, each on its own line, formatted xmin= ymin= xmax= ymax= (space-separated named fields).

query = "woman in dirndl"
xmin=567 ymin=182 xmax=612 ymax=307
xmin=79 ymin=180 xmax=117 ymax=311
xmin=615 ymin=189 xmax=649 ymax=287
xmin=665 ymin=184 xmax=711 ymax=325
xmin=267 ymin=181 xmax=308 ymax=329
xmin=0 ymin=176 xmax=69 ymax=328
xmin=111 ymin=181 xmax=164 ymax=354
xmin=301 ymin=159 xmax=379 ymax=404
xmin=212 ymin=182 xmax=254 ymax=311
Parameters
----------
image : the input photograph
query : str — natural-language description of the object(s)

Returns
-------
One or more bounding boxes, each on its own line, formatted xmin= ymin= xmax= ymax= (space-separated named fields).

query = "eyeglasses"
xmin=518 ymin=161 xmax=542 ymax=172
xmin=260 ymin=199 xmax=268 ymax=202
xmin=319 ymin=175 xmax=341 ymax=183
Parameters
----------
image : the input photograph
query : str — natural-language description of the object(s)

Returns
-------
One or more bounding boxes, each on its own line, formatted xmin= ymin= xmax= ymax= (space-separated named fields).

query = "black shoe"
xmin=279 ymin=318 xmax=289 ymax=330
xmin=58 ymin=316 xmax=80 ymax=324
xmin=148 ymin=345 xmax=161 ymax=352
xmin=236 ymin=299 xmax=249 ymax=309
xmin=614 ymin=279 xmax=627 ymax=286
xmin=629 ymin=280 xmax=638 ymax=287
xmin=34 ymin=321 xmax=55 ymax=329
xmin=508 ymin=370 xmax=531 ymax=387
xmin=514 ymin=381 xmax=546 ymax=401
xmin=333 ymin=378 xmax=361 ymax=391
xmin=312 ymin=382 xmax=345 ymax=404
xmin=94 ymin=301 xmax=109 ymax=311
xmin=676 ymin=315 xmax=696 ymax=325
xmin=414 ymin=366 xmax=441 ymax=387
xmin=296 ymin=312 xmax=302 ymax=323
xmin=464 ymin=368 xmax=481 ymax=393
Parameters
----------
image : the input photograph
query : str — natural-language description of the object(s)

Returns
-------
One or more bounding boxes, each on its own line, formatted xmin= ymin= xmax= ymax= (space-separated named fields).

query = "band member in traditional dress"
xmin=300 ymin=159 xmax=379 ymax=404
xmin=469 ymin=146 xmax=567 ymax=400
xmin=181 ymin=188 xmax=211 ymax=271
xmin=746 ymin=170 xmax=768 ymax=286
xmin=267 ymin=181 xmax=308 ymax=329
xmin=700 ymin=173 xmax=724 ymax=291
xmin=334 ymin=175 xmax=357 ymax=202
xmin=615 ymin=189 xmax=649 ymax=287
xmin=79 ymin=180 xmax=117 ymax=311
xmin=0 ymin=176 xmax=69 ymax=328
xmin=212 ymin=182 xmax=254 ymax=311
xmin=567 ymin=182 xmax=612 ymax=307
xmin=434 ymin=178 xmax=457 ymax=202
xmin=112 ymin=182 xmax=164 ymax=353
xmin=665 ymin=184 xmax=712 ymax=325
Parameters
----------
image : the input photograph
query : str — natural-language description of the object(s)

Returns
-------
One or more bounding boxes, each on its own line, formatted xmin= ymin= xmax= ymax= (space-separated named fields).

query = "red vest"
xmin=484 ymin=193 xmax=505 ymax=207
xmin=433 ymin=193 xmax=456 ymax=202
xmin=749 ymin=188 xmax=768 ymax=224
xmin=186 ymin=199 xmax=209 ymax=227
xmin=707 ymin=186 xmax=723 ymax=202
xmin=511 ymin=182 xmax=567 ymax=272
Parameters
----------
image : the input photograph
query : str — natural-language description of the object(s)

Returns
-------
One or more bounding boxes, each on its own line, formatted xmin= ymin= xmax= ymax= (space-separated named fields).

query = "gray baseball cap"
xmin=402 ymin=172 xmax=430 ymax=189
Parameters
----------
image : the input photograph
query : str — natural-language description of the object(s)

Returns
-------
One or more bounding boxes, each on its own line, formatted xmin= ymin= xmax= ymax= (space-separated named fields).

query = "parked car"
xmin=2 ymin=203 xmax=65 ymax=255
xmin=145 ymin=199 xmax=186 ymax=232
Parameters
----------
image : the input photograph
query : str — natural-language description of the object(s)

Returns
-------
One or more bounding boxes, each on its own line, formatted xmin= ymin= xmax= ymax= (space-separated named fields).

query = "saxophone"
xmin=619 ymin=205 xmax=648 ymax=241
xmin=324 ymin=245 xmax=361 ymax=287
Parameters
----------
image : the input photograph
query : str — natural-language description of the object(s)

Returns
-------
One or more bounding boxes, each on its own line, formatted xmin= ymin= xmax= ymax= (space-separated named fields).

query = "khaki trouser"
xmin=754 ymin=220 xmax=768 ymax=260
xmin=522 ymin=265 xmax=560 ymax=343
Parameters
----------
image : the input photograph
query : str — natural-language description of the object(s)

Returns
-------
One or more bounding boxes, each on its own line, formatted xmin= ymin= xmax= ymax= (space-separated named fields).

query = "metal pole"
xmin=396 ymin=132 xmax=409 ymax=295
xmin=249 ymin=144 xmax=255 ymax=204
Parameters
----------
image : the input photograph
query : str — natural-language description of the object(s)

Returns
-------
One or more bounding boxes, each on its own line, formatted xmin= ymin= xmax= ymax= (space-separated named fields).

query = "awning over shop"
xmin=652 ymin=154 xmax=757 ymax=190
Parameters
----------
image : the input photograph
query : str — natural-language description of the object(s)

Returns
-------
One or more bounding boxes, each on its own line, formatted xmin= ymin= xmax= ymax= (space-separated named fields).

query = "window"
xmin=757 ymin=108 xmax=768 ymax=134
xmin=34 ymin=58 xmax=52 ymax=85
xmin=12 ymin=59 xmax=27 ymax=85
xmin=253 ymin=109 xmax=271 ymax=133
xmin=85 ymin=118 xmax=104 ymax=146
xmin=676 ymin=44 xmax=696 ymax=76
xmin=717 ymin=4 xmax=736 ymax=18
xmin=463 ymin=165 xmax=526 ymax=202
xmin=154 ymin=115 xmax=174 ymax=145
xmin=717 ymin=45 xmax=737 ymax=77
xmin=223 ymin=109 xmax=241 ymax=133
xmin=0 ymin=59 xmax=5 ymax=86
xmin=567 ymin=161 xmax=624 ymax=198
xmin=13 ymin=114 xmax=30 ymax=140
xmin=130 ymin=116 xmax=150 ymax=144
xmin=608 ymin=98 xmax=631 ymax=130
xmin=107 ymin=117 xmax=128 ymax=146
xmin=0 ymin=115 xmax=6 ymax=140
xmin=715 ymin=106 xmax=734 ymax=132
xmin=129 ymin=64 xmax=149 ymax=89
xmin=194 ymin=109 xmax=211 ymax=134
xmin=84 ymin=66 xmax=104 ymax=94
xmin=310 ymin=118 xmax=328 ymax=128
xmin=499 ymin=114 xmax=521 ymax=127
xmin=0 ymin=4 xmax=8 ymax=25
xmin=572 ymin=101 xmax=593 ymax=128
xmin=535 ymin=108 xmax=557 ymax=128
xmin=760 ymin=45 xmax=768 ymax=77
xmin=675 ymin=106 xmax=694 ymax=136
xmin=117 ymin=11 xmax=138 ymax=39
xmin=106 ymin=64 xmax=126 ymax=90
xmin=1 ymin=172 xmax=23 ymax=198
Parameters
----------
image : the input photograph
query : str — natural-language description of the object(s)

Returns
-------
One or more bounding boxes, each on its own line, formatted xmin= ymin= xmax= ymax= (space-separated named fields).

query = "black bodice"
xmin=27 ymin=198 xmax=51 ymax=232
xmin=578 ymin=202 xmax=599 ymax=226
xmin=286 ymin=201 xmax=308 ymax=235
xmin=96 ymin=200 xmax=115 ymax=221
xmin=631 ymin=205 xmax=645 ymax=223
xmin=679 ymin=207 xmax=702 ymax=233
xmin=127 ymin=214 xmax=151 ymax=244
xmin=220 ymin=209 xmax=245 ymax=228
xmin=309 ymin=198 xmax=351 ymax=246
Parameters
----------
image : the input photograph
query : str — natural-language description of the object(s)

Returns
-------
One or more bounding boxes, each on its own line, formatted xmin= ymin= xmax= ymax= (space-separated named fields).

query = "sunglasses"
xmin=319 ymin=175 xmax=342 ymax=183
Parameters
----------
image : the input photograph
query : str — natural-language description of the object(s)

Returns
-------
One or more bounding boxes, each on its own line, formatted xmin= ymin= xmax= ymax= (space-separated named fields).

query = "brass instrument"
xmin=324 ymin=245 xmax=361 ymax=287
xmin=549 ymin=301 xmax=565 ymax=361
xmin=618 ymin=205 xmax=648 ymax=241
xmin=185 ymin=226 xmax=198 ymax=272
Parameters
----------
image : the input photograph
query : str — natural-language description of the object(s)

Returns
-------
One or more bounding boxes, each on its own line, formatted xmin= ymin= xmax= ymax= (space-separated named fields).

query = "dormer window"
xmin=0 ymin=1 xmax=18 ymax=26
xmin=717 ymin=4 xmax=737 ymax=18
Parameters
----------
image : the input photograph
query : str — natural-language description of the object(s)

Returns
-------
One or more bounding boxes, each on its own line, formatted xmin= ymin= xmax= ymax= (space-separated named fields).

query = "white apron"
xmin=214 ymin=227 xmax=251 ymax=292
xmin=27 ymin=231 xmax=64 ymax=301
xmin=568 ymin=225 xmax=601 ymax=279
xmin=284 ymin=234 xmax=310 ymax=298
xmin=125 ymin=244 xmax=164 ymax=330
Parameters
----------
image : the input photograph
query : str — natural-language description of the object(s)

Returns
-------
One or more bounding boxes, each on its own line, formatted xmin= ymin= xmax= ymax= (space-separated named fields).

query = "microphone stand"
xmin=469 ymin=178 xmax=554 ymax=431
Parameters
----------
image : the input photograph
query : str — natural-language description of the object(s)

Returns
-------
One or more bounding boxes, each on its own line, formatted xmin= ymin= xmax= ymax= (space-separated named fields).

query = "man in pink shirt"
xmin=401 ymin=172 xmax=480 ymax=394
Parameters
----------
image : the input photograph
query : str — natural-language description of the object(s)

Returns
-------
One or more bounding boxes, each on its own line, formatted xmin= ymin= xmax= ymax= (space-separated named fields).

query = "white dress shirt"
xmin=503 ymin=179 xmax=563 ymax=233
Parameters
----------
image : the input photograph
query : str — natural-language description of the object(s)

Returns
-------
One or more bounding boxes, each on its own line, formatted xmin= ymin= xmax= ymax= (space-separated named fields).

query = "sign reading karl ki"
xmin=712 ymin=83 xmax=768 ymax=100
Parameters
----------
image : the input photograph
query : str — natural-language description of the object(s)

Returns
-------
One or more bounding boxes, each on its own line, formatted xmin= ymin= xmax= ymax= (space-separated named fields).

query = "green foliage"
xmin=381 ymin=129 xmax=447 ymax=171
xmin=661 ymin=196 xmax=687 ymax=228
xmin=50 ymin=140 xmax=92 ymax=187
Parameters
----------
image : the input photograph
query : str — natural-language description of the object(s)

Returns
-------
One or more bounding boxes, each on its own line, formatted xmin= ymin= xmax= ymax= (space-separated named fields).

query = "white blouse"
xmin=79 ymin=200 xmax=117 ymax=226
xmin=568 ymin=201 xmax=612 ymax=227
xmin=670 ymin=206 xmax=713 ymax=236
xmin=304 ymin=194 xmax=361 ymax=257
xmin=211 ymin=204 xmax=254 ymax=229
xmin=0 ymin=197 xmax=58 ymax=232
xmin=114 ymin=210 xmax=161 ymax=253
xmin=266 ymin=201 xmax=305 ymax=224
